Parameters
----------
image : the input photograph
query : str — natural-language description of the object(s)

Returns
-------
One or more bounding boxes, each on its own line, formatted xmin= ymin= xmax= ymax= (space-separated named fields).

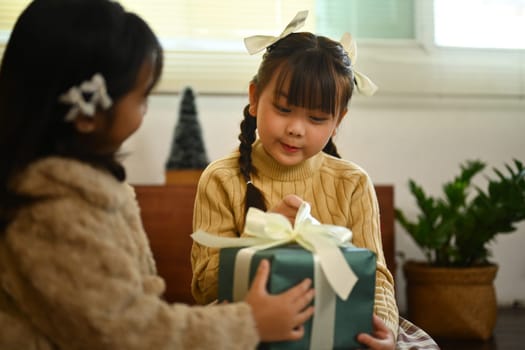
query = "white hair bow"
xmin=59 ymin=73 xmax=113 ymax=122
xmin=243 ymin=11 xmax=378 ymax=96
xmin=339 ymin=32 xmax=378 ymax=96
xmin=244 ymin=10 xmax=308 ymax=55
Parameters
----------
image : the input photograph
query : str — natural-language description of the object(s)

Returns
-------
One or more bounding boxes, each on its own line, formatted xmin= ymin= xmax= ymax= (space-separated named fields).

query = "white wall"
xmin=122 ymin=93 xmax=525 ymax=312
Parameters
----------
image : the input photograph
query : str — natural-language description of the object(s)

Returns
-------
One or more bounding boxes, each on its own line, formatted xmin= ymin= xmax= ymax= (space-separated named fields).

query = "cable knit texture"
xmin=191 ymin=140 xmax=399 ymax=337
xmin=0 ymin=157 xmax=259 ymax=350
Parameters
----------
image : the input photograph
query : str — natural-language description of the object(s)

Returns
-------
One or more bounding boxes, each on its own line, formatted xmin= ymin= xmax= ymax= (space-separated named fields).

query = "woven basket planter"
xmin=403 ymin=261 xmax=498 ymax=340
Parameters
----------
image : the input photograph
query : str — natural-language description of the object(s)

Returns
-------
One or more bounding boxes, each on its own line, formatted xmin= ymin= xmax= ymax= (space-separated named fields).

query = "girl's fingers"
xmin=282 ymin=194 xmax=303 ymax=209
xmin=356 ymin=315 xmax=395 ymax=350
xmin=295 ymin=305 xmax=315 ymax=325
xmin=356 ymin=333 xmax=376 ymax=348
xmin=285 ymin=278 xmax=312 ymax=301
xmin=292 ymin=286 xmax=315 ymax=310
xmin=250 ymin=259 xmax=270 ymax=294
xmin=287 ymin=325 xmax=305 ymax=341
xmin=371 ymin=314 xmax=390 ymax=337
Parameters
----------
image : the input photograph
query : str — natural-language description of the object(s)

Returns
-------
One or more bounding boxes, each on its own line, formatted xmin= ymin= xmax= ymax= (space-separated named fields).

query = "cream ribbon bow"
xmin=244 ymin=10 xmax=308 ymax=55
xmin=340 ymin=32 xmax=378 ymax=96
xmin=191 ymin=201 xmax=358 ymax=300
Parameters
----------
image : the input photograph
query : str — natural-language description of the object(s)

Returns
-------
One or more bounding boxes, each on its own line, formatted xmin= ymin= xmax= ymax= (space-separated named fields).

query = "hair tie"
xmin=243 ymin=10 xmax=308 ymax=55
xmin=59 ymin=73 xmax=113 ymax=122
xmin=339 ymin=32 xmax=378 ymax=96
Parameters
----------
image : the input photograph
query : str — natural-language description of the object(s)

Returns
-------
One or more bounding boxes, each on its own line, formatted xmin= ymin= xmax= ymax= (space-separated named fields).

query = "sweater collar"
xmin=251 ymin=139 xmax=324 ymax=181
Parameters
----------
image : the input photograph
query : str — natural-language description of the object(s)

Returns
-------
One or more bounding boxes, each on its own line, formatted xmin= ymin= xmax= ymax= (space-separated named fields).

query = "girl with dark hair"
xmin=0 ymin=1 xmax=314 ymax=349
xmin=191 ymin=11 xmax=402 ymax=349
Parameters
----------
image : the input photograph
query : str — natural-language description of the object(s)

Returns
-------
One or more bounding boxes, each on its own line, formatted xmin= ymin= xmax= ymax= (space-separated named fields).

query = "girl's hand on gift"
xmin=356 ymin=314 xmax=395 ymax=350
xmin=269 ymin=194 xmax=304 ymax=224
xmin=244 ymin=259 xmax=315 ymax=342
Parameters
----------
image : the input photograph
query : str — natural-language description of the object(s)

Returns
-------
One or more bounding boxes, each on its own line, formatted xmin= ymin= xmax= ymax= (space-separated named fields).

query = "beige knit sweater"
xmin=191 ymin=140 xmax=399 ymax=337
xmin=0 ymin=157 xmax=259 ymax=350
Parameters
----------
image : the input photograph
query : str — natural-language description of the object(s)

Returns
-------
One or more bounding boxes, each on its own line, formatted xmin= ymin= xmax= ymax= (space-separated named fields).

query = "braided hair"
xmin=237 ymin=32 xmax=354 ymax=215
xmin=238 ymin=105 xmax=267 ymax=212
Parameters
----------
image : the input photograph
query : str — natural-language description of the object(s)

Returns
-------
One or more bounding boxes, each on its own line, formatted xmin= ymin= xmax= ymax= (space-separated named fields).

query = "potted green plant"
xmin=395 ymin=159 xmax=525 ymax=340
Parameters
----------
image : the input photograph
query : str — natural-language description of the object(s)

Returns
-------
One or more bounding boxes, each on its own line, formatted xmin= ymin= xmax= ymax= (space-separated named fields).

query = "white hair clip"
xmin=244 ymin=10 xmax=308 ymax=55
xmin=59 ymin=73 xmax=113 ymax=122
xmin=339 ymin=32 xmax=378 ymax=96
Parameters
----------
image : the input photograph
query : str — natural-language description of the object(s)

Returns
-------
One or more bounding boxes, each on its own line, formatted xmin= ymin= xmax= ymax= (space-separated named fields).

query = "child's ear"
xmin=73 ymin=114 xmax=97 ymax=133
xmin=332 ymin=107 xmax=348 ymax=136
xmin=248 ymin=83 xmax=258 ymax=116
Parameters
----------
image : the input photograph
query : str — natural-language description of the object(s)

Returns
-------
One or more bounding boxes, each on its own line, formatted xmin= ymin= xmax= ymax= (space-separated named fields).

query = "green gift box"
xmin=218 ymin=244 xmax=376 ymax=350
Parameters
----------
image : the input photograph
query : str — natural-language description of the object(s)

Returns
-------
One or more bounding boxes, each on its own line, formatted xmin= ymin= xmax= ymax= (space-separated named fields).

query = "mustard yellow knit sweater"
xmin=191 ymin=140 xmax=399 ymax=336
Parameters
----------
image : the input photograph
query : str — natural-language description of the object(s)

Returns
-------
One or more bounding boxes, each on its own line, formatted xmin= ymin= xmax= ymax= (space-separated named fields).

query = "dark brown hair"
xmin=238 ymin=32 xmax=355 ymax=216
xmin=0 ymin=0 xmax=163 ymax=230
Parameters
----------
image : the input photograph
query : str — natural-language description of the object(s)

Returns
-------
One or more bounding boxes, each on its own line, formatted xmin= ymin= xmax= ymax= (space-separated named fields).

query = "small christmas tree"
xmin=165 ymin=87 xmax=209 ymax=170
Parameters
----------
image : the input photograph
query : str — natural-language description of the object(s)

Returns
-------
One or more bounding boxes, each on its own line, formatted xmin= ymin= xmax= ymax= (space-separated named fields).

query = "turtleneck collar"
xmin=251 ymin=139 xmax=325 ymax=182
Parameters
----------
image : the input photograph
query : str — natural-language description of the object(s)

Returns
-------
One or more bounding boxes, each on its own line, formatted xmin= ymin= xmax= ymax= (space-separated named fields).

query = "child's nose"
xmin=285 ymin=117 xmax=305 ymax=136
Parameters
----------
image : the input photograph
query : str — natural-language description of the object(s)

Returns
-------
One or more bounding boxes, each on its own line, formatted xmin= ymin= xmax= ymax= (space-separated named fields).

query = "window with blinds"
xmin=1 ymin=1 xmax=522 ymax=97
xmin=0 ymin=0 xmax=417 ymax=94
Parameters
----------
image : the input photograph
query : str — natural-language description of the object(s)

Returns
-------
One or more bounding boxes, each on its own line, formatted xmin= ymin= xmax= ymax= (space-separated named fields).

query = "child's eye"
xmin=274 ymin=103 xmax=291 ymax=113
xmin=309 ymin=115 xmax=329 ymax=123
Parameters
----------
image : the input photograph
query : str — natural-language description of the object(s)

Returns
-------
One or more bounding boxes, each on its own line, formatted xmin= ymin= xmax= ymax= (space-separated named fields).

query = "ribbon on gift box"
xmin=192 ymin=202 xmax=358 ymax=300
xmin=191 ymin=202 xmax=359 ymax=349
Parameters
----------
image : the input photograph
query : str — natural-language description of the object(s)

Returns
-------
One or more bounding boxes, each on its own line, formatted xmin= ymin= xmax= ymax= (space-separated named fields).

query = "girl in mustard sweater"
xmin=191 ymin=11 xmax=398 ymax=350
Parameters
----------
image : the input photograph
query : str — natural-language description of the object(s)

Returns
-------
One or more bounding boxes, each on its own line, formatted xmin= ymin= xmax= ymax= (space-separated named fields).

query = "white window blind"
xmin=122 ymin=0 xmax=318 ymax=93
xmin=1 ymin=1 xmax=523 ymax=97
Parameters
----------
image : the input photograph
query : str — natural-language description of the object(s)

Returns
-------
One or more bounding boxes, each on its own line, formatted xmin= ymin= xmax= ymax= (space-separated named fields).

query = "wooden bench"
xmin=133 ymin=184 xmax=395 ymax=304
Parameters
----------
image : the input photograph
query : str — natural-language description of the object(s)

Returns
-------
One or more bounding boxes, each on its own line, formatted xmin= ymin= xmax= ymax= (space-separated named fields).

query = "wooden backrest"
xmin=133 ymin=184 xmax=395 ymax=304
xmin=375 ymin=186 xmax=395 ymax=280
